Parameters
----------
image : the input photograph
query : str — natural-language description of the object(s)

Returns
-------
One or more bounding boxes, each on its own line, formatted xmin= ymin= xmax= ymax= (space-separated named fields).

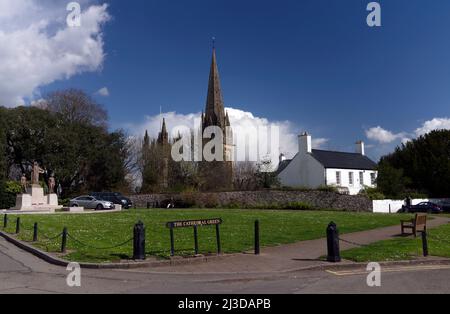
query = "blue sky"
xmin=3 ymin=0 xmax=450 ymax=161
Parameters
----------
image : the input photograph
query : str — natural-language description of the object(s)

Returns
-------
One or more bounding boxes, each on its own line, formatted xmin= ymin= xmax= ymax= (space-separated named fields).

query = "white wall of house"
xmin=278 ymin=133 xmax=326 ymax=188
xmin=325 ymin=168 xmax=377 ymax=195
xmin=278 ymin=153 xmax=326 ymax=188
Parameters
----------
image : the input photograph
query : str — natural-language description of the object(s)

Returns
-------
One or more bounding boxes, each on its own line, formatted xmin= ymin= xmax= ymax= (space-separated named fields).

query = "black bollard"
xmin=170 ymin=226 xmax=175 ymax=257
xmin=193 ymin=225 xmax=199 ymax=255
xmin=33 ymin=223 xmax=38 ymax=242
xmin=327 ymin=222 xmax=341 ymax=263
xmin=216 ymin=224 xmax=221 ymax=255
xmin=421 ymin=231 xmax=429 ymax=257
xmin=146 ymin=202 xmax=150 ymax=209
xmin=133 ymin=221 xmax=146 ymax=260
xmin=3 ymin=214 xmax=7 ymax=228
xmin=61 ymin=227 xmax=68 ymax=253
xmin=15 ymin=217 xmax=20 ymax=234
xmin=254 ymin=220 xmax=260 ymax=255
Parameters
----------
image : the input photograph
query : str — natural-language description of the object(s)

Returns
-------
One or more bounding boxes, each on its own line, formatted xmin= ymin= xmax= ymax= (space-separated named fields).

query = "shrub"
xmin=359 ymin=187 xmax=385 ymax=200
xmin=0 ymin=181 xmax=20 ymax=209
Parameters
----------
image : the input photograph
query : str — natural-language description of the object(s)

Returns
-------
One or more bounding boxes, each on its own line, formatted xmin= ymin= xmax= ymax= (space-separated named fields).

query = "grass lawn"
xmin=341 ymin=221 xmax=450 ymax=262
xmin=1 ymin=209 xmax=410 ymax=263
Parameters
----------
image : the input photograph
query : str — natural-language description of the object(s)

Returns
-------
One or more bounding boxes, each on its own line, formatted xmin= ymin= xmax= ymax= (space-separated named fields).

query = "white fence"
xmin=372 ymin=198 xmax=447 ymax=213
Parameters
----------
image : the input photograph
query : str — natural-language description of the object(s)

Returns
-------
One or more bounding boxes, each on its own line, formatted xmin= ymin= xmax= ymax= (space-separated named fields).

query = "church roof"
xmin=311 ymin=150 xmax=377 ymax=170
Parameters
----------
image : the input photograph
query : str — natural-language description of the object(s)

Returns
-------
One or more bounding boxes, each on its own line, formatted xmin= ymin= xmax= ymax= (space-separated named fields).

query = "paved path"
xmin=147 ymin=215 xmax=450 ymax=274
xmin=1 ymin=234 xmax=449 ymax=294
xmin=0 ymin=216 xmax=449 ymax=294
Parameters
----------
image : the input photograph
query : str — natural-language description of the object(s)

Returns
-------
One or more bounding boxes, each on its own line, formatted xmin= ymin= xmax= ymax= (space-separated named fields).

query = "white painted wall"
xmin=326 ymin=168 xmax=377 ymax=195
xmin=372 ymin=198 xmax=447 ymax=213
xmin=278 ymin=153 xmax=326 ymax=188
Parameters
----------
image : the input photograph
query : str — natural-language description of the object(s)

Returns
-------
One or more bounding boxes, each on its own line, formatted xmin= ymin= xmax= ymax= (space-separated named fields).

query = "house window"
xmin=349 ymin=172 xmax=354 ymax=185
xmin=359 ymin=172 xmax=364 ymax=186
xmin=370 ymin=173 xmax=376 ymax=185
xmin=336 ymin=171 xmax=341 ymax=186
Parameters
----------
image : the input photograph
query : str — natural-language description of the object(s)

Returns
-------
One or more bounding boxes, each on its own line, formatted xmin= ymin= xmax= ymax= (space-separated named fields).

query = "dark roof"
xmin=276 ymin=157 xmax=294 ymax=175
xmin=311 ymin=150 xmax=377 ymax=170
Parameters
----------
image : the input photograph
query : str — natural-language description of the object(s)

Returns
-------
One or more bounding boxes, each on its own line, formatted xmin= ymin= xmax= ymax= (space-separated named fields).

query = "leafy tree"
xmin=378 ymin=130 xmax=450 ymax=198
xmin=0 ymin=107 xmax=7 ymax=180
xmin=1 ymin=90 xmax=129 ymax=197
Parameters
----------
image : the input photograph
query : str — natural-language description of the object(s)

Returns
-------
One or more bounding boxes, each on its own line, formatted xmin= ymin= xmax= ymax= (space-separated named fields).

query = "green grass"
xmin=342 ymin=222 xmax=450 ymax=262
xmin=1 ymin=209 xmax=411 ymax=263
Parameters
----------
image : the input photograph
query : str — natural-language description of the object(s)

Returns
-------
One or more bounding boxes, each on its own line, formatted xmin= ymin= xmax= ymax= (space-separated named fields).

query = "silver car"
xmin=69 ymin=196 xmax=115 ymax=210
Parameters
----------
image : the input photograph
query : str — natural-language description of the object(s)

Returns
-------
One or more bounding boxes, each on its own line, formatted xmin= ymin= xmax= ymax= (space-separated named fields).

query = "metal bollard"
xmin=3 ymin=214 xmax=7 ymax=228
xmin=254 ymin=220 xmax=260 ymax=255
xmin=133 ymin=221 xmax=146 ymax=260
xmin=15 ymin=217 xmax=20 ymax=234
xmin=216 ymin=224 xmax=221 ymax=255
xmin=327 ymin=222 xmax=341 ymax=263
xmin=421 ymin=231 xmax=429 ymax=257
xmin=193 ymin=225 xmax=199 ymax=255
xmin=61 ymin=227 xmax=68 ymax=253
xmin=170 ymin=225 xmax=175 ymax=257
xmin=33 ymin=223 xmax=38 ymax=242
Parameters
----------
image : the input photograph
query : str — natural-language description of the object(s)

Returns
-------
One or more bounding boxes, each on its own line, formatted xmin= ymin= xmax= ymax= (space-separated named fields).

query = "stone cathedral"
xmin=199 ymin=47 xmax=234 ymax=190
xmin=143 ymin=47 xmax=234 ymax=191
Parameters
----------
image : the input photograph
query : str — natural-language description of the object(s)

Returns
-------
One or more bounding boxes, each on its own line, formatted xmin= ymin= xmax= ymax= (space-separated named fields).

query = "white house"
xmin=277 ymin=133 xmax=378 ymax=195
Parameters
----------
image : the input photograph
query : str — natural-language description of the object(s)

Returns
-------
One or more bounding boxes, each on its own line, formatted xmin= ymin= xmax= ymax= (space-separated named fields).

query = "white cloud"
xmin=123 ymin=107 xmax=329 ymax=165
xmin=0 ymin=0 xmax=110 ymax=107
xmin=96 ymin=87 xmax=109 ymax=97
xmin=365 ymin=126 xmax=406 ymax=144
xmin=415 ymin=118 xmax=450 ymax=137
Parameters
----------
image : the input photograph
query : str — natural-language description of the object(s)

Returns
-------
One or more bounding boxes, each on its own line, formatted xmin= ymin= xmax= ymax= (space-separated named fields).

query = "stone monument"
xmin=11 ymin=162 xmax=62 ymax=212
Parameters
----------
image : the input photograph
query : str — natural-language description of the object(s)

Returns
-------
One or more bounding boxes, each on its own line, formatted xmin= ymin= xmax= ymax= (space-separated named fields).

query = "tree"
xmin=42 ymin=89 xmax=108 ymax=129
xmin=233 ymin=161 xmax=258 ymax=191
xmin=2 ymin=99 xmax=128 ymax=197
xmin=378 ymin=130 xmax=450 ymax=198
xmin=0 ymin=107 xmax=7 ymax=180
xmin=255 ymin=157 xmax=280 ymax=189
xmin=376 ymin=162 xmax=410 ymax=199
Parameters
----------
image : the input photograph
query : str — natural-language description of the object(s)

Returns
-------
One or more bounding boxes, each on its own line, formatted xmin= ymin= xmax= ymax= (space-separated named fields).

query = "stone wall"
xmin=128 ymin=190 xmax=373 ymax=212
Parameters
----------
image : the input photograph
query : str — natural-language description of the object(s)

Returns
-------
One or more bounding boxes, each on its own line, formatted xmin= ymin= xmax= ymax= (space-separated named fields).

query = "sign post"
xmin=166 ymin=218 xmax=222 ymax=257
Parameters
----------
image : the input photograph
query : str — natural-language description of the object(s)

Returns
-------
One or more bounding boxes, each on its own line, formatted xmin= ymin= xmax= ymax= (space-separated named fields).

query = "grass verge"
xmin=1 ymin=209 xmax=410 ymax=263
xmin=341 ymin=222 xmax=450 ymax=262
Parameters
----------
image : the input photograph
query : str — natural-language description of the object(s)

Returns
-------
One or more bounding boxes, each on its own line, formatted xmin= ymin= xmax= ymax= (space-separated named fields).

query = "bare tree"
xmin=43 ymin=89 xmax=108 ymax=128
xmin=233 ymin=161 xmax=258 ymax=191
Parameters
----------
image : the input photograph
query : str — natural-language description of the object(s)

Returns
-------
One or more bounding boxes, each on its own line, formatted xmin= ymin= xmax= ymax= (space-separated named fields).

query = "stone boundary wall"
xmin=128 ymin=190 xmax=373 ymax=212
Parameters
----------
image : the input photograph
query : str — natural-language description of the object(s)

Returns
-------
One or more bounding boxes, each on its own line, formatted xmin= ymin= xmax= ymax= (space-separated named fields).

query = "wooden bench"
xmin=401 ymin=213 xmax=427 ymax=237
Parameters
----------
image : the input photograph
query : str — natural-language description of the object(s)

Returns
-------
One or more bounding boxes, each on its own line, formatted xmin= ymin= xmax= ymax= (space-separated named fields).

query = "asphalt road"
xmin=0 ymin=236 xmax=449 ymax=294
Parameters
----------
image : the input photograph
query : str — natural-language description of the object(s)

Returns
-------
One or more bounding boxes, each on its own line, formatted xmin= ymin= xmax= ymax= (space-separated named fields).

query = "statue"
xmin=31 ymin=161 xmax=45 ymax=186
xmin=20 ymin=174 xmax=27 ymax=193
xmin=48 ymin=175 xmax=56 ymax=194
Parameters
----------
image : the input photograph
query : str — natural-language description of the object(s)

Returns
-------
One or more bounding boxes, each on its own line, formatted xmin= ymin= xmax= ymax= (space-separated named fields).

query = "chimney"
xmin=279 ymin=153 xmax=286 ymax=164
xmin=356 ymin=141 xmax=365 ymax=156
xmin=299 ymin=132 xmax=312 ymax=154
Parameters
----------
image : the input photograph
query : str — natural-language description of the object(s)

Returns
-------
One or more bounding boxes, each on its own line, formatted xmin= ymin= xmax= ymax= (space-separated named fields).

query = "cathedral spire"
xmin=204 ymin=47 xmax=226 ymax=128
xmin=157 ymin=118 xmax=169 ymax=146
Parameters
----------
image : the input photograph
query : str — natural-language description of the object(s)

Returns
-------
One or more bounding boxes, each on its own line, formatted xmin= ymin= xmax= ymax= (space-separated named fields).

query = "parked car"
xmin=90 ymin=192 xmax=133 ymax=209
xmin=438 ymin=200 xmax=450 ymax=213
xmin=69 ymin=196 xmax=115 ymax=211
xmin=401 ymin=202 xmax=444 ymax=214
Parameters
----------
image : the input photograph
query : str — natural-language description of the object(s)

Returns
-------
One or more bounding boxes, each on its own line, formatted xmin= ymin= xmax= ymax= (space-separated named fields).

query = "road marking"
xmin=326 ymin=265 xmax=450 ymax=276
